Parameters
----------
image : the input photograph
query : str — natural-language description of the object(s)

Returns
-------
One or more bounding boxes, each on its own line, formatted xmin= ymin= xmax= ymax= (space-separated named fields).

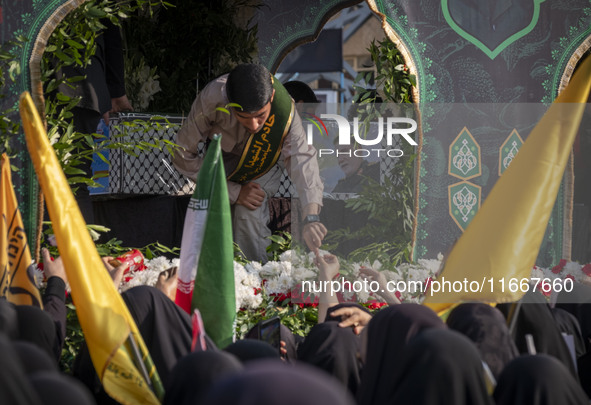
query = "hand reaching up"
xmin=156 ymin=266 xmax=178 ymax=301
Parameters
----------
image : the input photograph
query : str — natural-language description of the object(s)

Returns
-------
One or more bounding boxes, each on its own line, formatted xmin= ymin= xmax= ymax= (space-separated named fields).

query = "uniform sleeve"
xmin=282 ymin=111 xmax=324 ymax=208
xmin=173 ymin=78 xmax=242 ymax=204
xmin=172 ymin=92 xmax=211 ymax=181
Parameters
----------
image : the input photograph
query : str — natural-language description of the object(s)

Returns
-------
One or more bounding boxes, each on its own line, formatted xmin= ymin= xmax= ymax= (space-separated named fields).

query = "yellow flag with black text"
xmin=19 ymin=92 xmax=163 ymax=405
xmin=0 ymin=153 xmax=43 ymax=307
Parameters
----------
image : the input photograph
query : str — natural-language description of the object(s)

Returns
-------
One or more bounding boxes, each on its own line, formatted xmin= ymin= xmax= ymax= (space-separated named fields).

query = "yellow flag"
xmin=19 ymin=92 xmax=163 ymax=405
xmin=424 ymin=56 xmax=591 ymax=305
xmin=0 ymin=153 xmax=43 ymax=307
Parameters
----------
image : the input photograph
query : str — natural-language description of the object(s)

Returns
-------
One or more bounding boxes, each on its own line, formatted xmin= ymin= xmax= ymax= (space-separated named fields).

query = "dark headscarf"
xmin=163 ymin=350 xmax=243 ymax=405
xmin=202 ymin=360 xmax=356 ymax=405
xmin=497 ymin=290 xmax=577 ymax=377
xmin=387 ymin=329 xmax=494 ymax=405
xmin=121 ymin=285 xmax=193 ymax=387
xmin=29 ymin=372 xmax=96 ymax=405
xmin=0 ymin=334 xmax=41 ymax=405
xmin=297 ymin=321 xmax=362 ymax=396
xmin=15 ymin=304 xmax=59 ymax=360
xmin=551 ymin=306 xmax=586 ymax=358
xmin=74 ymin=286 xmax=194 ymax=404
xmin=0 ymin=298 xmax=18 ymax=338
xmin=13 ymin=340 xmax=59 ymax=375
xmin=555 ymin=282 xmax=591 ymax=396
xmin=493 ymin=354 xmax=589 ymax=405
xmin=447 ymin=302 xmax=518 ymax=379
xmin=556 ymin=281 xmax=591 ymax=352
xmin=357 ymin=304 xmax=446 ymax=405
xmin=223 ymin=339 xmax=281 ymax=363
xmin=576 ymin=350 xmax=591 ymax=399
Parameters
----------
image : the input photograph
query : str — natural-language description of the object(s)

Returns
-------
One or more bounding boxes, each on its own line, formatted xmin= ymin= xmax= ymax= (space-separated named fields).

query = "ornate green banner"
xmin=369 ymin=0 xmax=591 ymax=266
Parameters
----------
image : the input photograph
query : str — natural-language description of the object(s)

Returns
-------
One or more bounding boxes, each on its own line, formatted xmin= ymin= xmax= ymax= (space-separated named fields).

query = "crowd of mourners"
xmin=3 ymin=249 xmax=591 ymax=405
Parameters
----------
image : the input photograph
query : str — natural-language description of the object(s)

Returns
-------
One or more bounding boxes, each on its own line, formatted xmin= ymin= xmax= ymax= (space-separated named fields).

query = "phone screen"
xmin=259 ymin=317 xmax=281 ymax=349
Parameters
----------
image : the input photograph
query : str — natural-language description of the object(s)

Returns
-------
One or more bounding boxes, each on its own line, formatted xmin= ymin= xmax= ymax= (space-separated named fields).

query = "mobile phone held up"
xmin=259 ymin=316 xmax=281 ymax=350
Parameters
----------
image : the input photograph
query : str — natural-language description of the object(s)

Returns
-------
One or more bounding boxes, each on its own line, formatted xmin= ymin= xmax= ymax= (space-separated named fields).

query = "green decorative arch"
xmin=441 ymin=0 xmax=546 ymax=60
xmin=3 ymin=0 xmax=86 ymax=255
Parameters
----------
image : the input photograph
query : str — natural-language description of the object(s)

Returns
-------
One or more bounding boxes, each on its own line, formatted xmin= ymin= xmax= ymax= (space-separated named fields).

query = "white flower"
xmin=417 ymin=258 xmax=443 ymax=275
xmin=137 ymin=88 xmax=152 ymax=109
xmin=279 ymin=250 xmax=293 ymax=263
xmin=234 ymin=262 xmax=247 ymax=277
xmin=395 ymin=64 xmax=405 ymax=71
xmin=120 ymin=269 xmax=161 ymax=292
xmin=239 ymin=288 xmax=263 ymax=310
xmin=278 ymin=261 xmax=292 ymax=277
xmin=382 ymin=270 xmax=402 ymax=282
xmin=145 ymin=256 xmax=172 ymax=273
xmin=235 ymin=281 xmax=261 ymax=311
xmin=356 ymin=288 xmax=371 ymax=303
xmin=145 ymin=78 xmax=161 ymax=96
xmin=245 ymin=261 xmax=263 ymax=274
xmin=139 ymin=65 xmax=151 ymax=81
xmin=265 ymin=278 xmax=282 ymax=295
xmin=340 ymin=289 xmax=354 ymax=301
xmin=277 ymin=274 xmax=294 ymax=291
xmin=564 ymin=261 xmax=582 ymax=276
xmin=530 ymin=266 xmax=545 ymax=280
xmin=371 ymin=260 xmax=383 ymax=271
xmin=349 ymin=262 xmax=364 ymax=278
xmin=31 ymin=264 xmax=45 ymax=289
xmin=407 ymin=268 xmax=431 ymax=283
xmin=261 ymin=261 xmax=282 ymax=277
xmin=437 ymin=252 xmax=444 ymax=261
xmin=292 ymin=266 xmax=317 ymax=281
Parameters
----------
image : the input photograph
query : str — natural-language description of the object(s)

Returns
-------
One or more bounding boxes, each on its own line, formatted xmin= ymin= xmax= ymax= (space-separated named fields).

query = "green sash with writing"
xmin=227 ymin=78 xmax=294 ymax=183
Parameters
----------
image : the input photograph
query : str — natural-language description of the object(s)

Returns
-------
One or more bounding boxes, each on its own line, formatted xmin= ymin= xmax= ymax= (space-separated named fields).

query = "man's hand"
xmin=236 ymin=182 xmax=266 ymax=210
xmin=103 ymin=95 xmax=133 ymax=125
xmin=41 ymin=248 xmax=67 ymax=283
xmin=156 ymin=266 xmax=178 ymax=301
xmin=302 ymin=222 xmax=327 ymax=256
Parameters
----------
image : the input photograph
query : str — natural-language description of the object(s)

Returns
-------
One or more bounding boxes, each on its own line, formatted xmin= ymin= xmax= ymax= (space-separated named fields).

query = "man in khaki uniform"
xmin=173 ymin=64 xmax=326 ymax=262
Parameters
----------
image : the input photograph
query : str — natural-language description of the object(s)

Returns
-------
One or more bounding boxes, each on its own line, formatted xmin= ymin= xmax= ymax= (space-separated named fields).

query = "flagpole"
xmin=125 ymin=334 xmax=165 ymax=401
xmin=506 ymin=301 xmax=522 ymax=335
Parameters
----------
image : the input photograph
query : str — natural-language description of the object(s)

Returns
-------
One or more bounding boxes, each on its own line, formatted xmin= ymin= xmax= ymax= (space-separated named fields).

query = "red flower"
xmin=552 ymin=259 xmax=567 ymax=274
xmin=582 ymin=264 xmax=591 ymax=277
xmin=366 ymin=301 xmax=387 ymax=310
xmin=271 ymin=293 xmax=287 ymax=303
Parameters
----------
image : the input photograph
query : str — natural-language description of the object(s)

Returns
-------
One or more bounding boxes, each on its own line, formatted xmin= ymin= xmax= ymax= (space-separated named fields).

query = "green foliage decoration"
xmin=41 ymin=0 xmax=179 ymax=195
xmin=328 ymin=37 xmax=417 ymax=267
xmin=0 ymin=37 xmax=26 ymax=158
xmin=121 ymin=0 xmax=260 ymax=114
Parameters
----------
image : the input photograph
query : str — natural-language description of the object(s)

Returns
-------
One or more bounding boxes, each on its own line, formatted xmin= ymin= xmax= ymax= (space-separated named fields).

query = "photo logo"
xmin=306 ymin=114 xmax=418 ymax=158
xmin=303 ymin=113 xmax=329 ymax=138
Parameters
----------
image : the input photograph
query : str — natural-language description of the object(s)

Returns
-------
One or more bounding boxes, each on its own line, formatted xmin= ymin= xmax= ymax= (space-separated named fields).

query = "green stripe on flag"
xmin=191 ymin=134 xmax=236 ymax=348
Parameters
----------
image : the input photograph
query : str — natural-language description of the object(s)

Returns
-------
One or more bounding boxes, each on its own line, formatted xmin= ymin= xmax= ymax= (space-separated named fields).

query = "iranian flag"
xmin=175 ymin=134 xmax=235 ymax=348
